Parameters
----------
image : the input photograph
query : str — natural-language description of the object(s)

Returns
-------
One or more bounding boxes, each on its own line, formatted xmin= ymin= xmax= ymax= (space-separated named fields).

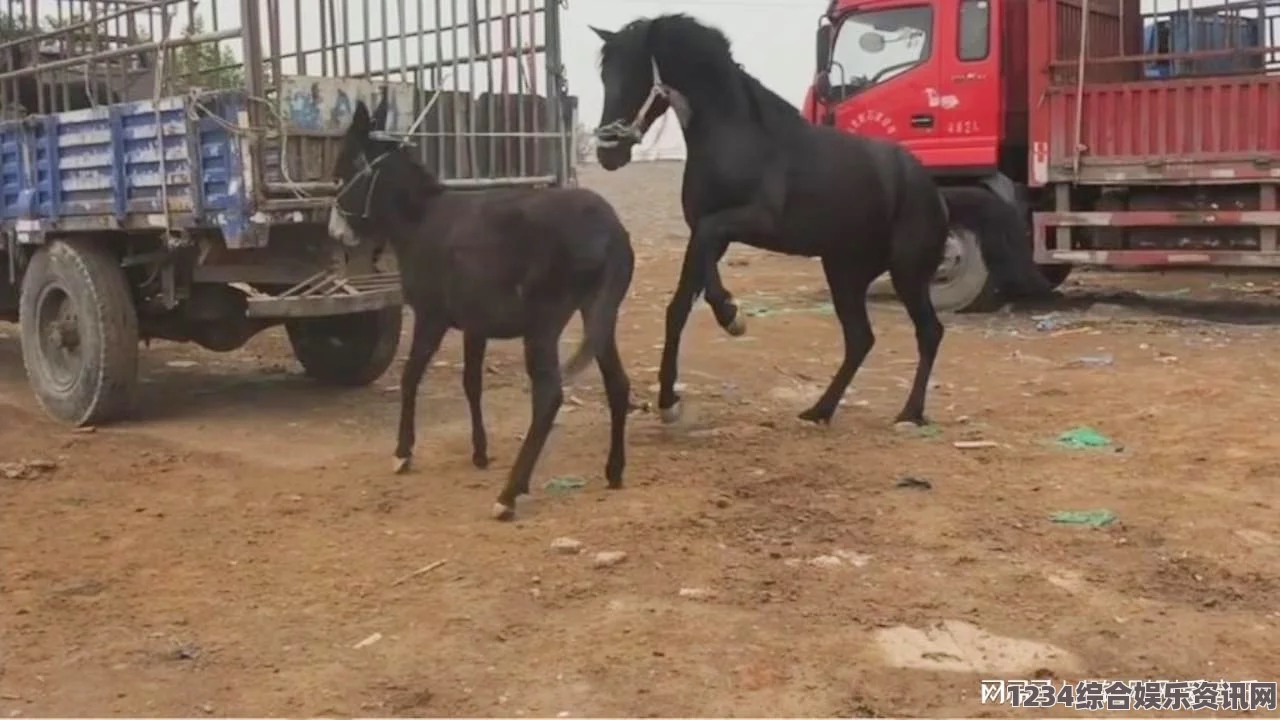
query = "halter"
xmin=593 ymin=58 xmax=669 ymax=148
xmin=334 ymin=150 xmax=390 ymax=220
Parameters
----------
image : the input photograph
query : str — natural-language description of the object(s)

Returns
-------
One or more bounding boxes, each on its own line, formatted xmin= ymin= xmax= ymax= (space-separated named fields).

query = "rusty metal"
xmin=244 ymin=269 xmax=404 ymax=317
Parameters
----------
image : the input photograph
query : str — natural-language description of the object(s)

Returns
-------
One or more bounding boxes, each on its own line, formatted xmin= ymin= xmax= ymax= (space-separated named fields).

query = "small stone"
xmin=550 ymin=537 xmax=584 ymax=554
xmin=678 ymin=587 xmax=715 ymax=600
xmin=592 ymin=550 xmax=628 ymax=568
xmin=808 ymin=555 xmax=843 ymax=568
xmin=833 ymin=549 xmax=872 ymax=567
xmin=199 ymin=703 xmax=214 ymax=714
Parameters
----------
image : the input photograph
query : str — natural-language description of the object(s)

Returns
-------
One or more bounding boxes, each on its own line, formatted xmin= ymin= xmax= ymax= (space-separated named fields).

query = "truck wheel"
xmin=930 ymin=225 xmax=1002 ymax=313
xmin=18 ymin=238 xmax=139 ymax=426
xmin=285 ymin=307 xmax=403 ymax=386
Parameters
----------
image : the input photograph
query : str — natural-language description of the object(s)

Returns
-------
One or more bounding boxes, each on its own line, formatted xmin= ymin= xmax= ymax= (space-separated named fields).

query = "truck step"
xmin=245 ymin=271 xmax=403 ymax=319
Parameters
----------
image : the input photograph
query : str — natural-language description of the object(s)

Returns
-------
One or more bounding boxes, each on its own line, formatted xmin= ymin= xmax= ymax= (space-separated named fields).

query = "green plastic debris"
xmin=916 ymin=424 xmax=943 ymax=438
xmin=1056 ymin=426 xmax=1112 ymax=449
xmin=1051 ymin=509 xmax=1117 ymax=527
xmin=543 ymin=476 xmax=587 ymax=494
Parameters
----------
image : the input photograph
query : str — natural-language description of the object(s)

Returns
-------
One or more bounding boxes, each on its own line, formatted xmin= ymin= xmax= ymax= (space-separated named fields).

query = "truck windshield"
xmin=828 ymin=6 xmax=933 ymax=99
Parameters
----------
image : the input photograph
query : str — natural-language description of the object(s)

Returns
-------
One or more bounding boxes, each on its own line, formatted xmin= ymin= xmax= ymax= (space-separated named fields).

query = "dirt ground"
xmin=3 ymin=162 xmax=1280 ymax=718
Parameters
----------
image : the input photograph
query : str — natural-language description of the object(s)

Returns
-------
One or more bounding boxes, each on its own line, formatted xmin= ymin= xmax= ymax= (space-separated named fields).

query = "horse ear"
xmin=372 ymin=95 xmax=390 ymax=131
xmin=349 ymin=100 xmax=373 ymax=139
xmin=589 ymin=25 xmax=615 ymax=43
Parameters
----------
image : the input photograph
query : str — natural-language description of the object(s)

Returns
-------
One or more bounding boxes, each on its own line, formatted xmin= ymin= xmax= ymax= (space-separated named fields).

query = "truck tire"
xmin=930 ymin=224 xmax=1002 ymax=313
xmin=285 ymin=307 xmax=403 ymax=387
xmin=18 ymin=238 xmax=139 ymax=426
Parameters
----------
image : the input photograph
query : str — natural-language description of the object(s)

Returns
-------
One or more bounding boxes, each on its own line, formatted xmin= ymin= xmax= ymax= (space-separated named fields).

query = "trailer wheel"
xmin=18 ymin=238 xmax=139 ymax=426
xmin=930 ymin=225 xmax=1002 ymax=313
xmin=285 ymin=307 xmax=403 ymax=387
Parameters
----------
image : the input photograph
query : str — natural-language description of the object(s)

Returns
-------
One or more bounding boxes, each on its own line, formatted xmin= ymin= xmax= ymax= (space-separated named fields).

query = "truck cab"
xmin=808 ymin=0 xmax=1049 ymax=312
xmin=809 ymin=0 xmax=1003 ymax=171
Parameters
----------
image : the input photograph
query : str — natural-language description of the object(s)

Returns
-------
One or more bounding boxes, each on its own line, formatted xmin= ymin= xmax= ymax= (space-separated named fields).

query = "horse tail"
xmin=937 ymin=185 xmax=1056 ymax=299
xmin=560 ymin=227 xmax=635 ymax=382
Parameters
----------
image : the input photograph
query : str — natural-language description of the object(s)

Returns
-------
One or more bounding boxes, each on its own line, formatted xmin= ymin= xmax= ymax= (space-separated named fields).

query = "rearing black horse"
xmin=590 ymin=14 xmax=1054 ymax=428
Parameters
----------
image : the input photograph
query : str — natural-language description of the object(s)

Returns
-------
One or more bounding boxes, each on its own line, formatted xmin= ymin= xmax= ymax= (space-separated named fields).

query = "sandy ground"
xmin=3 ymin=162 xmax=1280 ymax=717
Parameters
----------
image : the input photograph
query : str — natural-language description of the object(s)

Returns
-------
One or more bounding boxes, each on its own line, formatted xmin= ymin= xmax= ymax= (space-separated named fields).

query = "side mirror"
xmin=816 ymin=22 xmax=832 ymax=73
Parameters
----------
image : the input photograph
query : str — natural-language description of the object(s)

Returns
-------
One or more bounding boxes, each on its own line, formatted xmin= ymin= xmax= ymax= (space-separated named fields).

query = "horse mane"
xmin=626 ymin=14 xmax=806 ymax=131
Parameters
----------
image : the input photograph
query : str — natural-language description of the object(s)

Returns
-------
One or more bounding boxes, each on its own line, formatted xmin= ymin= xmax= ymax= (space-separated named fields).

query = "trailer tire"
xmin=285 ymin=307 xmax=403 ymax=387
xmin=931 ymin=224 xmax=1002 ymax=314
xmin=19 ymin=238 xmax=139 ymax=426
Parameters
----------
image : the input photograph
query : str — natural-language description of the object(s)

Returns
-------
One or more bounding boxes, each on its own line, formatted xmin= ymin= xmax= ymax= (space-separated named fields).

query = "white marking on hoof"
xmin=659 ymin=399 xmax=683 ymax=424
xmin=725 ymin=298 xmax=747 ymax=336
xmin=491 ymin=502 xmax=515 ymax=521
xmin=393 ymin=456 xmax=411 ymax=474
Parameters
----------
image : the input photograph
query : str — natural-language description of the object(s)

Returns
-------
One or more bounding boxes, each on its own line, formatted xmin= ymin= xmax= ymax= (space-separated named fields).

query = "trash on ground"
xmin=1 ymin=459 xmax=58 ymax=480
xmin=953 ymin=440 xmax=999 ymax=450
xmin=895 ymin=476 xmax=933 ymax=490
xmin=544 ymin=476 xmax=587 ymax=494
xmin=352 ymin=632 xmax=383 ymax=649
xmin=896 ymin=423 xmax=943 ymax=438
xmin=1070 ymin=353 xmax=1114 ymax=368
xmin=1050 ymin=509 xmax=1117 ymax=527
xmin=1055 ymin=426 xmax=1113 ymax=450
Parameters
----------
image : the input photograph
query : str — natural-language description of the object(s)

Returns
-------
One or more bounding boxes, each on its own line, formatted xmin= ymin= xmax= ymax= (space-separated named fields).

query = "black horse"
xmin=328 ymin=99 xmax=635 ymax=521
xmin=590 ymin=14 xmax=1054 ymax=428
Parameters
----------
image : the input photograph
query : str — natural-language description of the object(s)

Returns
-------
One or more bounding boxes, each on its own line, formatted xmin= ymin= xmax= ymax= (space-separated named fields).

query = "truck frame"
xmin=808 ymin=0 xmax=1279 ymax=312
xmin=0 ymin=0 xmax=574 ymax=425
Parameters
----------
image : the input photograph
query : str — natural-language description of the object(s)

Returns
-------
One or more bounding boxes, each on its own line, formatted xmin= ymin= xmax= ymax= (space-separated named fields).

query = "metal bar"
xmin=0 ymin=0 xmax=181 ymax=54
xmin=1038 ymin=249 xmax=1280 ymax=267
xmin=0 ymin=26 xmax=241 ymax=82
xmin=1037 ymin=210 xmax=1280 ymax=225
xmin=261 ymin=174 xmax=558 ymax=197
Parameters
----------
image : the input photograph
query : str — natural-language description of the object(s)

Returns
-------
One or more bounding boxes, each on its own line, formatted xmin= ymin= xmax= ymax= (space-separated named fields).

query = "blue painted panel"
xmin=0 ymin=92 xmax=253 ymax=244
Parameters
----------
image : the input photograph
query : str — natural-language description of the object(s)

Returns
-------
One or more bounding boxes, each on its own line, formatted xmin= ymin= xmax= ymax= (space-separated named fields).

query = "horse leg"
xmin=588 ymin=314 xmax=631 ymax=489
xmin=798 ymin=256 xmax=880 ymax=424
xmin=461 ymin=331 xmax=490 ymax=468
xmin=492 ymin=326 xmax=565 ymax=521
xmin=691 ymin=206 xmax=776 ymax=338
xmin=657 ymin=245 xmax=707 ymax=423
xmin=394 ymin=310 xmax=450 ymax=473
xmin=888 ymin=250 xmax=945 ymax=426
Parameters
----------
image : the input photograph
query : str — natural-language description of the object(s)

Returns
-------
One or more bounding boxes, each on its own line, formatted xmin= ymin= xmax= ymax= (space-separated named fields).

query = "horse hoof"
xmin=491 ymin=502 xmax=516 ymax=521
xmin=797 ymin=407 xmax=832 ymax=425
xmin=659 ymin=400 xmax=683 ymax=424
xmin=392 ymin=456 xmax=412 ymax=474
xmin=472 ymin=453 xmax=490 ymax=469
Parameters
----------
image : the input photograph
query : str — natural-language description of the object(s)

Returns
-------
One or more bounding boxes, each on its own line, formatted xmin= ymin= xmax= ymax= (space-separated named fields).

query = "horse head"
xmin=328 ymin=98 xmax=397 ymax=247
xmin=590 ymin=21 xmax=673 ymax=171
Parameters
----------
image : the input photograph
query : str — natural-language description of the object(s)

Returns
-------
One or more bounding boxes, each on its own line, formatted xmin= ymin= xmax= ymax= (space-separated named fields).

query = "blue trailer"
xmin=0 ymin=0 xmax=573 ymax=426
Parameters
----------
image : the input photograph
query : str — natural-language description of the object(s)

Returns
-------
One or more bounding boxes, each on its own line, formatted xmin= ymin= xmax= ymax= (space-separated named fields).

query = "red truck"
xmin=807 ymin=0 xmax=1278 ymax=312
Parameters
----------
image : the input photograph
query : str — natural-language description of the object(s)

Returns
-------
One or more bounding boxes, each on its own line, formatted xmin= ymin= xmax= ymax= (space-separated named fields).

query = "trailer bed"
xmin=1028 ymin=0 xmax=1280 ymax=186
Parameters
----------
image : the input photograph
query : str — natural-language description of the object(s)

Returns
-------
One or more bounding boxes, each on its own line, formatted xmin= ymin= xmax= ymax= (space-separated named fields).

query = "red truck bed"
xmin=1027 ymin=0 xmax=1280 ymax=186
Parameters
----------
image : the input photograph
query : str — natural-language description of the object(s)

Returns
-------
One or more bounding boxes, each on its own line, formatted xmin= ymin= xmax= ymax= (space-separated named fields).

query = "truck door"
xmin=932 ymin=0 xmax=1001 ymax=166
xmin=824 ymin=0 xmax=943 ymax=147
